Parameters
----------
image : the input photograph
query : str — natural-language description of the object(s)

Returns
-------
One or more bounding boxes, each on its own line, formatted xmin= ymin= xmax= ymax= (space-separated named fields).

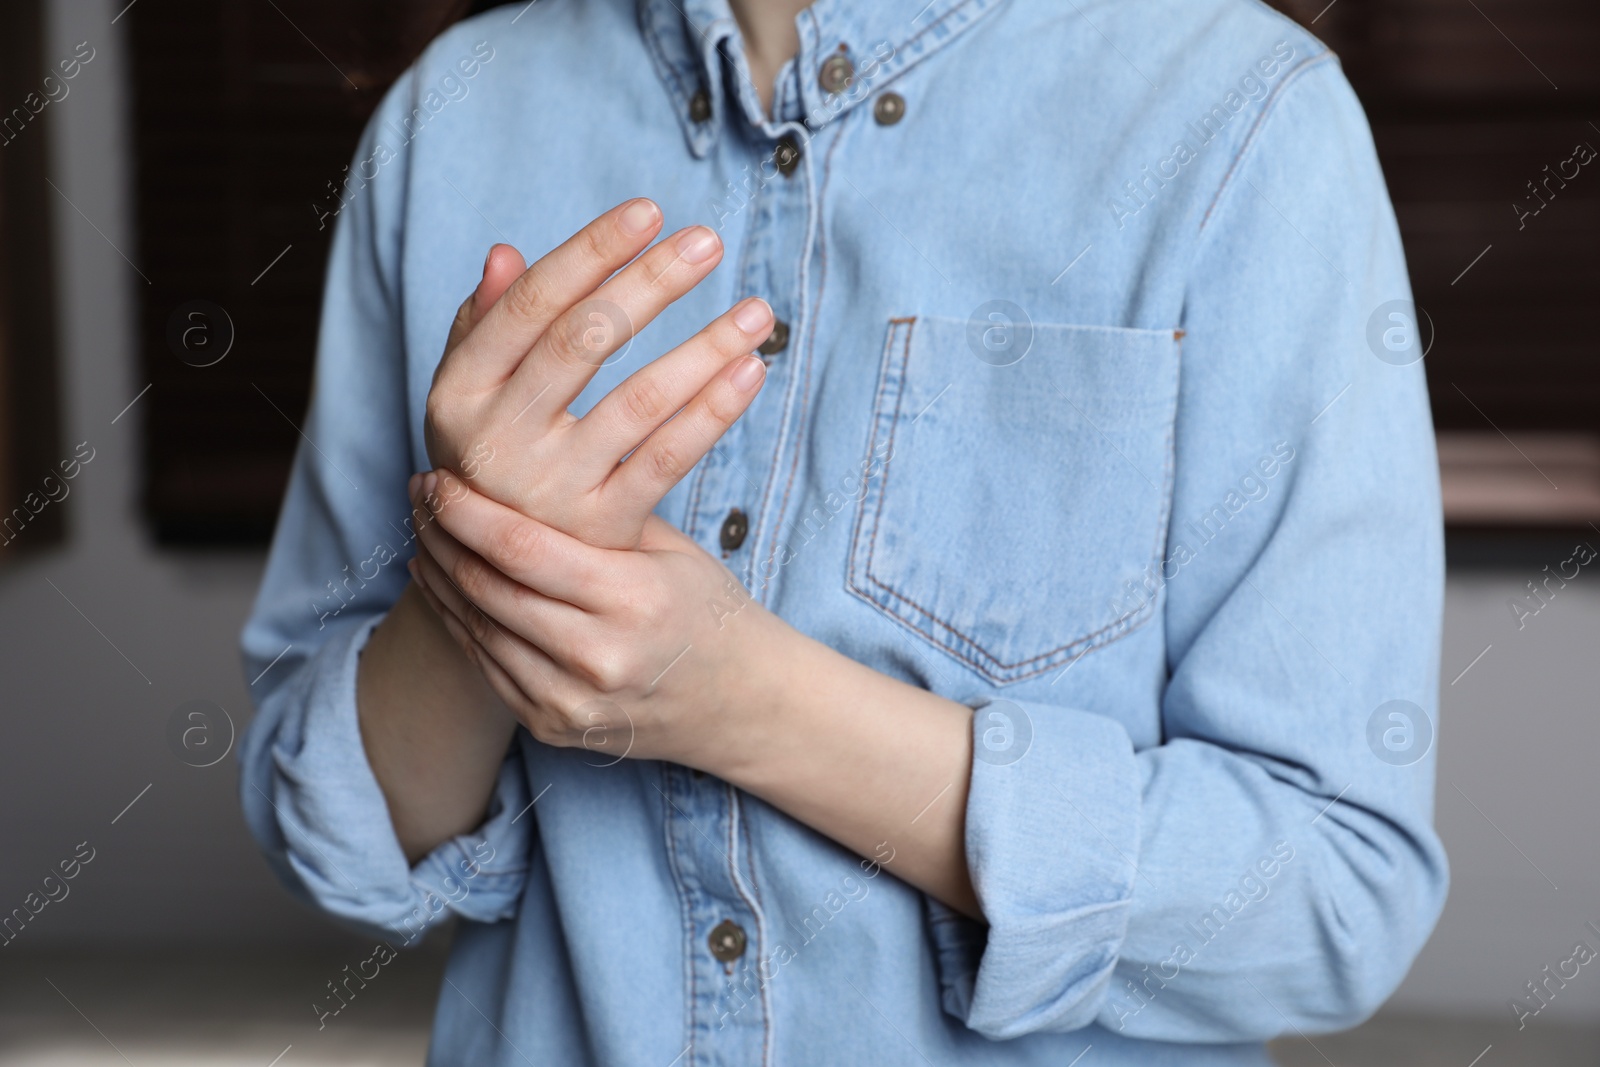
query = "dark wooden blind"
xmin=0 ymin=0 xmax=64 ymax=553
xmin=1325 ymin=0 xmax=1600 ymax=435
xmin=1270 ymin=0 xmax=1600 ymax=534
xmin=128 ymin=0 xmax=475 ymax=543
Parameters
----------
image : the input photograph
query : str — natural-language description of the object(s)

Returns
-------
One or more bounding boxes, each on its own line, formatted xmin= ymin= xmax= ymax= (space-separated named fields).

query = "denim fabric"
xmin=239 ymin=0 xmax=1448 ymax=1062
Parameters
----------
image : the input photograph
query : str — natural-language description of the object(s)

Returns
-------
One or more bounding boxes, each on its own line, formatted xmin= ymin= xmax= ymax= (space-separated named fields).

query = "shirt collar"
xmin=640 ymin=0 xmax=1004 ymax=157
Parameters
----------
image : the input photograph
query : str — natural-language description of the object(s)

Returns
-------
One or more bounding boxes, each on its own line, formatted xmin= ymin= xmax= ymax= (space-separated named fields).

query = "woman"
xmin=240 ymin=0 xmax=1448 ymax=1062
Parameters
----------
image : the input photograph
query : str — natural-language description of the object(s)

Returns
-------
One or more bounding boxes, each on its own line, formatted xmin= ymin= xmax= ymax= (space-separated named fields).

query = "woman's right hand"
xmin=423 ymin=198 xmax=774 ymax=549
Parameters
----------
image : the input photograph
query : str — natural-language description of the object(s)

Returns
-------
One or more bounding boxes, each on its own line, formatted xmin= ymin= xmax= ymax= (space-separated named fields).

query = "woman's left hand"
xmin=406 ymin=463 xmax=982 ymax=919
xmin=405 ymin=468 xmax=783 ymax=771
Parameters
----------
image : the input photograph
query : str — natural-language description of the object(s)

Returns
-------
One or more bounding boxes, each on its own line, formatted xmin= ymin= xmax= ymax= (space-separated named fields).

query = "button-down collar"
xmin=640 ymin=0 xmax=1003 ymax=157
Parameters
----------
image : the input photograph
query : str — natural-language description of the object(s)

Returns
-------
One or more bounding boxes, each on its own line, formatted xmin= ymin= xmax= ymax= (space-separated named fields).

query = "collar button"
xmin=818 ymin=53 xmax=854 ymax=95
xmin=688 ymin=88 xmax=711 ymax=123
xmin=774 ymin=136 xmax=802 ymax=176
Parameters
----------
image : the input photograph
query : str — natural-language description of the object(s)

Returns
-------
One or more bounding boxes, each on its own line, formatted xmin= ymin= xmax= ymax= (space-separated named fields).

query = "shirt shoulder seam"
xmin=1198 ymin=49 xmax=1339 ymax=233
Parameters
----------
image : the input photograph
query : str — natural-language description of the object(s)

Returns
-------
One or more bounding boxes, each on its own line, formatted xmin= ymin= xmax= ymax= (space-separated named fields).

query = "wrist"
xmin=690 ymin=607 xmax=832 ymax=785
xmin=359 ymin=582 xmax=518 ymax=862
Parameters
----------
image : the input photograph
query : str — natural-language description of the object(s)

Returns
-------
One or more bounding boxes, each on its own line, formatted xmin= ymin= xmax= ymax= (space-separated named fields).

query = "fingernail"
xmin=482 ymin=246 xmax=495 ymax=277
xmin=407 ymin=557 xmax=420 ymax=581
xmin=620 ymin=199 xmax=660 ymax=235
xmin=677 ymin=226 xmax=720 ymax=264
xmin=408 ymin=472 xmax=422 ymax=498
xmin=730 ymin=355 xmax=766 ymax=393
xmin=733 ymin=297 xmax=772 ymax=335
xmin=421 ymin=471 xmax=438 ymax=500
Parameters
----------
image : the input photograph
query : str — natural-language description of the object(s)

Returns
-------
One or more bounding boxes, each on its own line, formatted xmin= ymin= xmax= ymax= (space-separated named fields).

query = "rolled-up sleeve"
xmin=929 ymin=58 xmax=1449 ymax=1042
xmin=238 ymin=69 xmax=532 ymax=943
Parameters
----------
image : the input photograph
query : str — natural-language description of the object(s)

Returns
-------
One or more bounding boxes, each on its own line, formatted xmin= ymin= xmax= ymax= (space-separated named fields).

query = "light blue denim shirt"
xmin=239 ymin=0 xmax=1448 ymax=1063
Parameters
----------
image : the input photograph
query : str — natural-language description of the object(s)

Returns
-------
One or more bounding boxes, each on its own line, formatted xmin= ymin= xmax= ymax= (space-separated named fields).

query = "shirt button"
xmin=774 ymin=136 xmax=802 ymax=176
xmin=719 ymin=508 xmax=749 ymax=552
xmin=709 ymin=919 xmax=748 ymax=962
xmin=689 ymin=88 xmax=711 ymax=123
xmin=757 ymin=319 xmax=790 ymax=357
xmin=818 ymin=53 xmax=854 ymax=95
xmin=873 ymin=91 xmax=906 ymax=126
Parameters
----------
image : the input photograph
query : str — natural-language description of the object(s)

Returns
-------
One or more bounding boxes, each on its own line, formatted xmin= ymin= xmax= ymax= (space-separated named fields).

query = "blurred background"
xmin=1 ymin=0 xmax=1597 ymax=1063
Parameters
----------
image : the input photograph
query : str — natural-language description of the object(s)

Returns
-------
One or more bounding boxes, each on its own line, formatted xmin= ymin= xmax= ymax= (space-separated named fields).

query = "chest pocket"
xmin=847 ymin=315 xmax=1182 ymax=685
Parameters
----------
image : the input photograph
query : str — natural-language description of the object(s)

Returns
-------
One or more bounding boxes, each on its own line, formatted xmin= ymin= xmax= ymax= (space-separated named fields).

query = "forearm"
xmin=707 ymin=618 xmax=981 ymax=918
xmin=357 ymin=580 xmax=517 ymax=863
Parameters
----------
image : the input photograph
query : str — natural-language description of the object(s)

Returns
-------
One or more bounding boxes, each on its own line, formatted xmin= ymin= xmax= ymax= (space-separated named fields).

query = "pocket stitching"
xmin=849 ymin=317 xmax=1180 ymax=683
xmin=846 ymin=316 xmax=916 ymax=606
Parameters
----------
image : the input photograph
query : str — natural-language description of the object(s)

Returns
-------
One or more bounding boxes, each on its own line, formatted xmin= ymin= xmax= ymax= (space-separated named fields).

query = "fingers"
xmin=409 ymin=550 xmax=564 ymax=712
xmin=602 ymin=353 xmax=766 ymax=513
xmin=410 ymin=471 xmax=611 ymax=611
xmin=439 ymin=198 xmax=665 ymax=394
xmin=567 ymin=297 xmax=774 ymax=480
xmin=412 ymin=511 xmax=592 ymax=669
xmin=497 ymin=223 xmax=725 ymax=428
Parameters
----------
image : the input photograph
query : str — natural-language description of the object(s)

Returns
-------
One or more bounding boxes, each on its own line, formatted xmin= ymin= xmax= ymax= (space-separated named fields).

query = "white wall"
xmin=3 ymin=0 xmax=1596 ymax=1020
xmin=0 ymin=0 xmax=315 ymax=949
xmin=1394 ymin=570 xmax=1600 ymax=1021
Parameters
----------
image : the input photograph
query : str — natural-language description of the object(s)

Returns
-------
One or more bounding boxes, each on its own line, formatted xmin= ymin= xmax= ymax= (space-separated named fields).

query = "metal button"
xmin=757 ymin=320 xmax=789 ymax=357
xmin=709 ymin=919 xmax=747 ymax=962
xmin=719 ymin=509 xmax=749 ymax=552
xmin=819 ymin=53 xmax=854 ymax=95
xmin=774 ymin=136 xmax=801 ymax=177
xmin=873 ymin=92 xmax=906 ymax=126
xmin=689 ymin=88 xmax=711 ymax=123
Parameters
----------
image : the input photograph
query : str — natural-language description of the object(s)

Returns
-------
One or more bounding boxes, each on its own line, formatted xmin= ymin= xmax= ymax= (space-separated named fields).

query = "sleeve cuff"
xmin=930 ymin=697 xmax=1143 ymax=1039
xmin=403 ymin=750 xmax=533 ymax=936
xmin=253 ymin=614 xmax=531 ymax=941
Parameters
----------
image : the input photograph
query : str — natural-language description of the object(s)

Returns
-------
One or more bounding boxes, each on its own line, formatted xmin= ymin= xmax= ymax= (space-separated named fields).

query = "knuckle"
xmin=488 ymin=519 xmax=545 ymax=572
xmin=703 ymin=385 xmax=745 ymax=427
xmin=545 ymin=311 xmax=595 ymax=369
xmin=621 ymin=376 xmax=669 ymax=426
xmin=631 ymin=585 xmax=669 ymax=629
xmin=453 ymin=552 xmax=494 ymax=603
xmin=637 ymin=263 xmax=670 ymax=299
xmin=578 ymin=646 xmax=629 ymax=693
xmin=506 ymin=581 xmax=544 ymax=624
xmin=646 ymin=441 xmax=686 ymax=484
xmin=640 ymin=253 xmax=680 ymax=299
xmin=424 ymin=391 xmax=455 ymax=432
xmin=524 ymin=713 xmax=562 ymax=748
xmin=502 ymin=272 xmax=546 ymax=321
xmin=579 ymin=223 xmax=610 ymax=263
xmin=551 ymin=700 xmax=593 ymax=747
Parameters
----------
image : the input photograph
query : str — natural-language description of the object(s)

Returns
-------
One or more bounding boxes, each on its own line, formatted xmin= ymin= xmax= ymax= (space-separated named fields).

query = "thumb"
xmin=476 ymin=243 xmax=526 ymax=314
xmin=445 ymin=243 xmax=527 ymax=352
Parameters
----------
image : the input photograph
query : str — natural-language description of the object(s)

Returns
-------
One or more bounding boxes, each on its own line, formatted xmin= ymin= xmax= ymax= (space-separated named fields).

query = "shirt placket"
xmin=684 ymin=70 xmax=813 ymax=601
xmin=666 ymin=35 xmax=828 ymax=1067
xmin=640 ymin=3 xmax=1002 ymax=1062
xmin=661 ymin=762 xmax=768 ymax=1066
